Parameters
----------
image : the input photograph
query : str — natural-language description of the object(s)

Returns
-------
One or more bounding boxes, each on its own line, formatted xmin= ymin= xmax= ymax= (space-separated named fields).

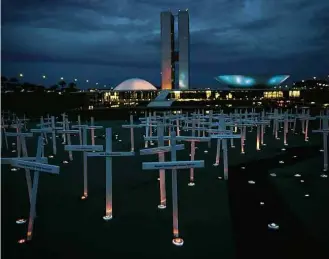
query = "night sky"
xmin=2 ymin=0 xmax=329 ymax=88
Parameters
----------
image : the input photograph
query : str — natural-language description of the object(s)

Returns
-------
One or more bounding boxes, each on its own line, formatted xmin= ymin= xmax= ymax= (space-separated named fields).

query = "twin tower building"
xmin=161 ymin=10 xmax=190 ymax=90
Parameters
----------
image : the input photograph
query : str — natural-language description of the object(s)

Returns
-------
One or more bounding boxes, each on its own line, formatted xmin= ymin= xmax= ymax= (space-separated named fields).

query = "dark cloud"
xmin=2 ymin=0 xmax=329 ymax=87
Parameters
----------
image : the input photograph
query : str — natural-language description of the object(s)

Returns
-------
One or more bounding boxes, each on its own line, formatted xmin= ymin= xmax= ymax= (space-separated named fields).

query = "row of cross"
xmin=1 ymin=107 xmax=328 ymax=246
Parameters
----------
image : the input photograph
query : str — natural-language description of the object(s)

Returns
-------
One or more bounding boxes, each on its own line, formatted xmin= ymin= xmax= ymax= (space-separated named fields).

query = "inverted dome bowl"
xmin=214 ymin=75 xmax=290 ymax=88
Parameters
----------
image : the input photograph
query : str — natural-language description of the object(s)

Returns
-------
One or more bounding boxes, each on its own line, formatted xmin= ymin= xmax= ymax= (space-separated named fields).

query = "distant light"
xmin=42 ymin=75 xmax=46 ymax=79
xmin=96 ymin=82 xmax=99 ymax=85
xmin=60 ymin=77 xmax=64 ymax=80
xmin=86 ymin=80 xmax=89 ymax=83
xmin=19 ymin=73 xmax=24 ymax=77
xmin=74 ymin=79 xmax=78 ymax=82
xmin=16 ymin=219 xmax=26 ymax=224
xmin=268 ymin=223 xmax=279 ymax=230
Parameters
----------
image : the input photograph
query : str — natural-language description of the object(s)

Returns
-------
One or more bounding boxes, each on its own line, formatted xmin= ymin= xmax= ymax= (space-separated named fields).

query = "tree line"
xmin=1 ymin=76 xmax=79 ymax=93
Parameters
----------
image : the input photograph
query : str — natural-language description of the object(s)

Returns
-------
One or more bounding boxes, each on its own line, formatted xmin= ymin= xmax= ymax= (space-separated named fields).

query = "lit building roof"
xmin=215 ymin=75 xmax=290 ymax=88
xmin=114 ymin=78 xmax=158 ymax=91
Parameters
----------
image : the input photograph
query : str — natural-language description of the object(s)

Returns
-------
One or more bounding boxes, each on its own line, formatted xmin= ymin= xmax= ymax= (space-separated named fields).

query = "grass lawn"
xmin=1 ymin=119 xmax=328 ymax=258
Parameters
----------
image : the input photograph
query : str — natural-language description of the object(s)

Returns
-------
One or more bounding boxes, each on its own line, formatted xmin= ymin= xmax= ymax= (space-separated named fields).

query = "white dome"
xmin=114 ymin=78 xmax=157 ymax=91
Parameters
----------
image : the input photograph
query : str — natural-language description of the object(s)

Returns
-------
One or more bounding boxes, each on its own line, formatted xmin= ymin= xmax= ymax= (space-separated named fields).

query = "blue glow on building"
xmin=215 ymin=75 xmax=256 ymax=87
xmin=268 ymin=75 xmax=289 ymax=86
xmin=215 ymin=75 xmax=290 ymax=88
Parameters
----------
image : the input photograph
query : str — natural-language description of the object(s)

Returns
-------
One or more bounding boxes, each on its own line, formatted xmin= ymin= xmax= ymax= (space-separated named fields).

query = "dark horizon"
xmin=2 ymin=0 xmax=329 ymax=88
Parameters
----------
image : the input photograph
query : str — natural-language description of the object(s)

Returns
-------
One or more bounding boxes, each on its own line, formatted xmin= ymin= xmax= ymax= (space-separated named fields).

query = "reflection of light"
xmin=18 ymin=239 xmax=26 ymax=244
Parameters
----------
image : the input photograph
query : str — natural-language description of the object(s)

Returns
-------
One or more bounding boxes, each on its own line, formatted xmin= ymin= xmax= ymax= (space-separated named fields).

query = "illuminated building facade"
xmin=215 ymin=75 xmax=290 ymax=88
xmin=161 ymin=10 xmax=190 ymax=90
xmin=161 ymin=11 xmax=175 ymax=90
xmin=178 ymin=10 xmax=190 ymax=90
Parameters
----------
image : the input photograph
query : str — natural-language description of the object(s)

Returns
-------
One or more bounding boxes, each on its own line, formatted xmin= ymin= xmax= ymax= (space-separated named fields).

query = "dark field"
xmin=1 ymin=119 xmax=329 ymax=259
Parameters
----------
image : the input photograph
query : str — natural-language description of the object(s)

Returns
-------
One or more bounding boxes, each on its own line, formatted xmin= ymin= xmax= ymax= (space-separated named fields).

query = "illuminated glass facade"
xmin=178 ymin=10 xmax=190 ymax=90
xmin=161 ymin=12 xmax=175 ymax=90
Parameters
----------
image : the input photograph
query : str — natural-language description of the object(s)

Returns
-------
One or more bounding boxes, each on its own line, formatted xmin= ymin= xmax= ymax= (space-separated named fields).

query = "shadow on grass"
xmin=228 ymin=144 xmax=328 ymax=259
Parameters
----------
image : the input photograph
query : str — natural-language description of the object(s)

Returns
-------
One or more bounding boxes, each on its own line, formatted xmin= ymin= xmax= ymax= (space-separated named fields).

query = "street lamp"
xmin=42 ymin=75 xmax=46 ymax=79
xmin=60 ymin=77 xmax=64 ymax=80
xmin=74 ymin=79 xmax=78 ymax=82
xmin=86 ymin=80 xmax=89 ymax=83
xmin=96 ymin=82 xmax=99 ymax=85
xmin=19 ymin=73 xmax=24 ymax=78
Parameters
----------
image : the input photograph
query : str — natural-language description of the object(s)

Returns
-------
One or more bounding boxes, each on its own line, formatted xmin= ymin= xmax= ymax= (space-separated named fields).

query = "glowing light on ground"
xmin=270 ymin=173 xmax=276 ymax=177
xmin=103 ymin=215 xmax=113 ymax=221
xmin=294 ymin=174 xmax=301 ymax=177
xmin=320 ymin=174 xmax=328 ymax=178
xmin=172 ymin=237 xmax=184 ymax=246
xmin=268 ymin=223 xmax=279 ymax=230
xmin=11 ymin=168 xmax=18 ymax=171
xmin=16 ymin=219 xmax=27 ymax=224
xmin=248 ymin=180 xmax=255 ymax=184
xmin=18 ymin=239 xmax=26 ymax=244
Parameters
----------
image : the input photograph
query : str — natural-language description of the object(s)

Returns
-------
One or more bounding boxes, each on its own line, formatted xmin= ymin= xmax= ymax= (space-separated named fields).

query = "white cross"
xmin=140 ymin=123 xmax=184 ymax=209
xmin=57 ymin=118 xmax=80 ymax=161
xmin=210 ymin=117 xmax=241 ymax=180
xmin=179 ymin=118 xmax=210 ymax=186
xmin=142 ymin=131 xmax=205 ymax=246
xmin=313 ymin=113 xmax=329 ymax=171
xmin=65 ymin=125 xmax=103 ymax=199
xmin=87 ymin=127 xmax=134 ymax=220
xmin=122 ymin=114 xmax=143 ymax=151
xmin=3 ymin=136 xmax=60 ymax=241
